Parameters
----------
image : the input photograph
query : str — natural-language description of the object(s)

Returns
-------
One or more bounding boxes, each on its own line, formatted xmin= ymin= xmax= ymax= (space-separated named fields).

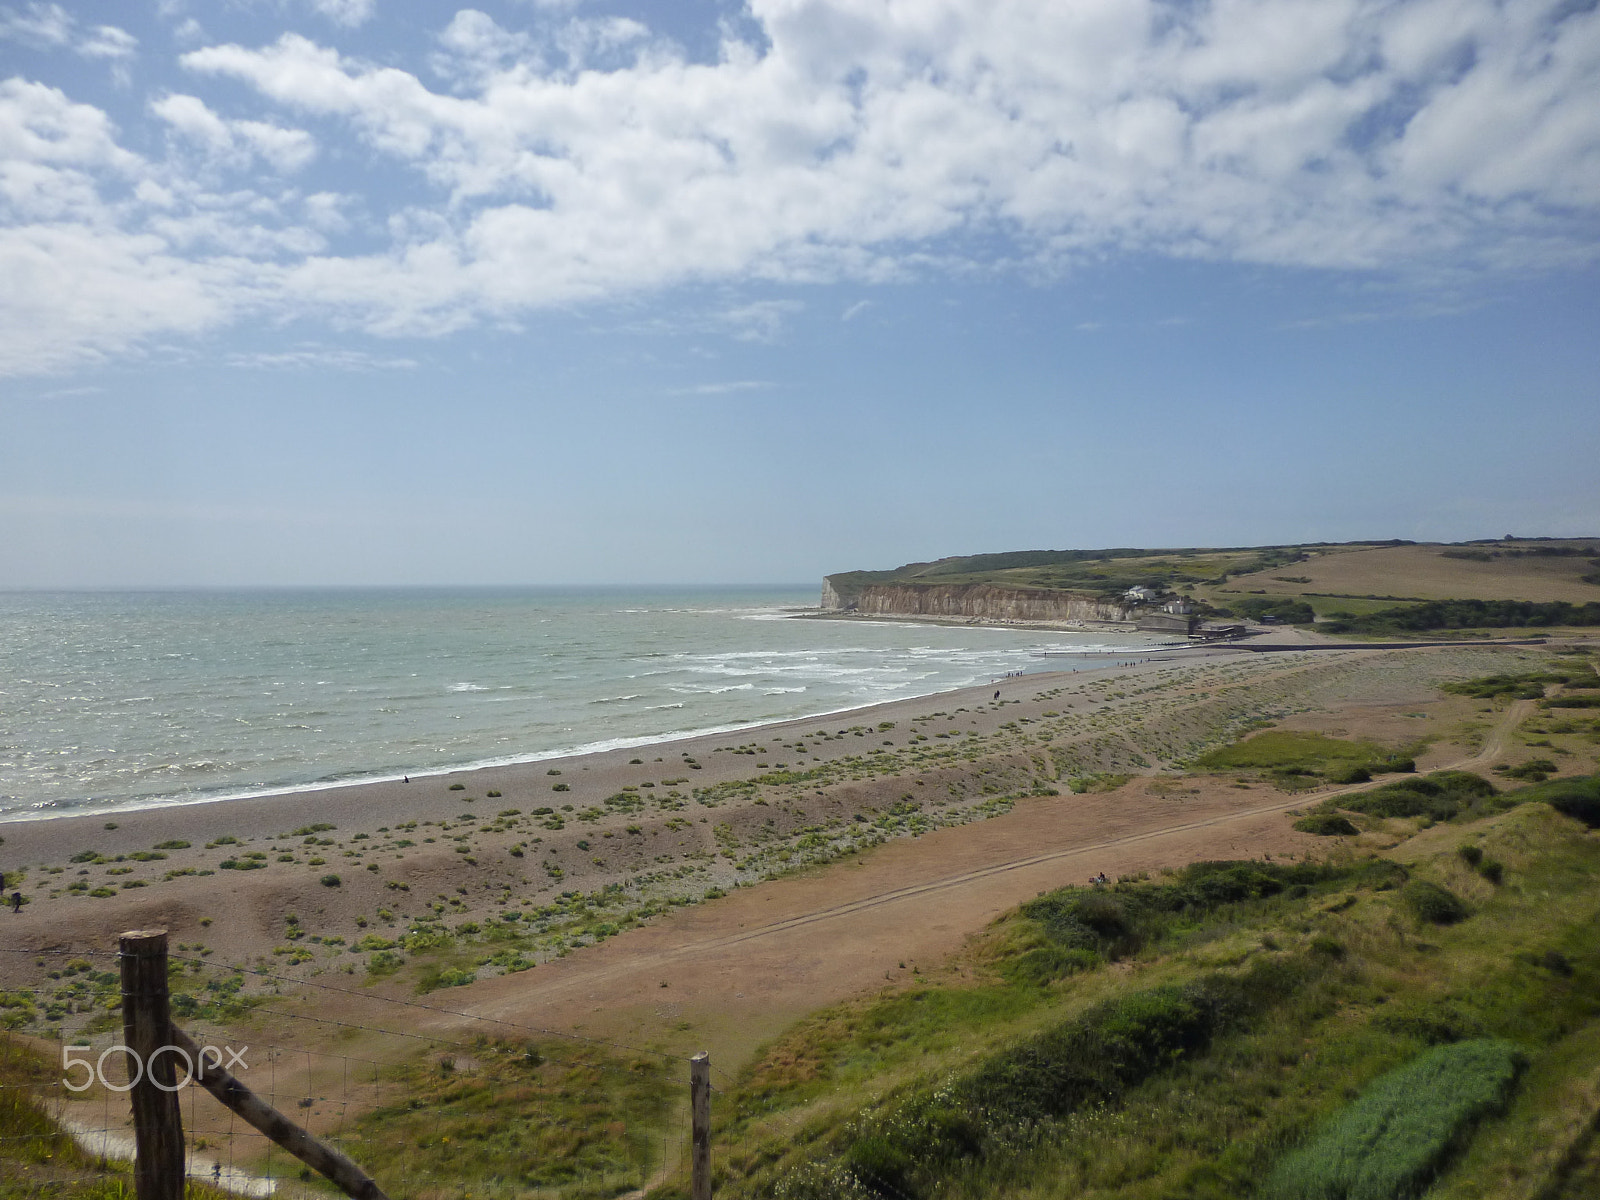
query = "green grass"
xmin=1264 ymin=1039 xmax=1525 ymax=1200
xmin=349 ymin=1037 xmax=675 ymax=1199
xmin=1194 ymin=730 xmax=1416 ymax=784
xmin=0 ymin=1035 xmax=232 ymax=1200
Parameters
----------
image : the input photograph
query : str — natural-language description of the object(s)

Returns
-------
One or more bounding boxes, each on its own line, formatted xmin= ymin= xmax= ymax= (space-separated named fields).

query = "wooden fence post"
xmin=691 ymin=1051 xmax=711 ymax=1200
xmin=120 ymin=929 xmax=184 ymax=1200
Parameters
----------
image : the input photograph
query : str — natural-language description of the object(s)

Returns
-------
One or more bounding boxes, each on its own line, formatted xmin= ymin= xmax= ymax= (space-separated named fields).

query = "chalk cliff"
xmin=821 ymin=578 xmax=1132 ymax=624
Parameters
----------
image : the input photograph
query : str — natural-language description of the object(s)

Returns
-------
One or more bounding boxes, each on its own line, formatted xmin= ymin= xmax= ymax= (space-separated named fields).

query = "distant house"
xmin=1136 ymin=612 xmax=1195 ymax=635
xmin=1124 ymin=586 xmax=1161 ymax=604
xmin=1162 ymin=598 xmax=1193 ymax=615
xmin=1194 ymin=622 xmax=1246 ymax=640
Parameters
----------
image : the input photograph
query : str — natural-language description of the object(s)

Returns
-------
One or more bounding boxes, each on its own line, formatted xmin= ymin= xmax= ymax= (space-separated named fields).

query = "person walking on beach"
xmin=994 ymin=690 xmax=1000 ymax=700
xmin=9 ymin=892 xmax=20 ymax=914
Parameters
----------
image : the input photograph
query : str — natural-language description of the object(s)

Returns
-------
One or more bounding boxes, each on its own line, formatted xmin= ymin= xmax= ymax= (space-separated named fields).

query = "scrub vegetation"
xmin=641 ymin=783 xmax=1600 ymax=1200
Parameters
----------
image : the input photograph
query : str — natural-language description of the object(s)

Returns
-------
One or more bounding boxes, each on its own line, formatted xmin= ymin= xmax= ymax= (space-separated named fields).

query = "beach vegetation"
xmin=1194 ymin=729 xmax=1416 ymax=780
xmin=153 ymin=839 xmax=190 ymax=849
xmin=1328 ymin=770 xmax=1503 ymax=823
xmin=657 ymin=798 xmax=1600 ymax=1200
xmin=1294 ymin=813 xmax=1360 ymax=836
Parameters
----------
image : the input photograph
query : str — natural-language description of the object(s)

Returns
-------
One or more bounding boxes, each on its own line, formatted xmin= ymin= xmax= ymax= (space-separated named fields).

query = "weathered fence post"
xmin=120 ymin=929 xmax=183 ymax=1200
xmin=691 ymin=1051 xmax=711 ymax=1200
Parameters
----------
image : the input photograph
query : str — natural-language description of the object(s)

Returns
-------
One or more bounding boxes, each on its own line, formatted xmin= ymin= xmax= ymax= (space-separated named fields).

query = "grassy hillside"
xmin=1206 ymin=539 xmax=1600 ymax=614
xmin=643 ymin=784 xmax=1600 ymax=1200
xmin=826 ymin=543 xmax=1387 ymax=603
xmin=826 ymin=538 xmax=1600 ymax=623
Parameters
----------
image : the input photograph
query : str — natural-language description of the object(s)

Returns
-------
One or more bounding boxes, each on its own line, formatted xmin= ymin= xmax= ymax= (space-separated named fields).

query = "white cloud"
xmin=667 ymin=380 xmax=775 ymax=395
xmin=152 ymin=92 xmax=318 ymax=173
xmin=305 ymin=0 xmax=374 ymax=29
xmin=0 ymin=3 xmax=135 ymax=59
xmin=5 ymin=0 xmax=1600 ymax=373
xmin=224 ymin=346 xmax=417 ymax=370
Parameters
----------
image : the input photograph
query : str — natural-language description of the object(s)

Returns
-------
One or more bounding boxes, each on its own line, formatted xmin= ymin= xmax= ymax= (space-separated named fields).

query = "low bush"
xmin=1326 ymin=764 xmax=1372 ymax=785
xmin=1264 ymin=1039 xmax=1524 ymax=1200
xmin=1543 ymin=694 xmax=1600 ymax=708
xmin=1404 ymin=880 xmax=1468 ymax=925
xmin=1295 ymin=814 xmax=1359 ymax=837
xmin=1338 ymin=771 xmax=1498 ymax=822
xmin=1509 ymin=774 xmax=1600 ymax=827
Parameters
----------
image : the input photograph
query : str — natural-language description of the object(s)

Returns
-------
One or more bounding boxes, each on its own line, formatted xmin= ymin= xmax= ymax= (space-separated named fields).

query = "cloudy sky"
xmin=2 ymin=0 xmax=1597 ymax=586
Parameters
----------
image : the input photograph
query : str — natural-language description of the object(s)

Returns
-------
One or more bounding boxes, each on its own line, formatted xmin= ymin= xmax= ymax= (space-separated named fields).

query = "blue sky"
xmin=2 ymin=0 xmax=1597 ymax=587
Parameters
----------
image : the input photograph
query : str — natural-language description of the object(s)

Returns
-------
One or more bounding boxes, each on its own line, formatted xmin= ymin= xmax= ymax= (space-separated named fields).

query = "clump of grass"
xmin=1195 ymin=730 xmax=1413 ymax=780
xmin=1264 ymin=1039 xmax=1524 ymax=1200
xmin=1295 ymin=813 xmax=1360 ymax=836
xmin=1403 ymin=879 xmax=1468 ymax=925
xmin=351 ymin=1038 xmax=671 ymax=1195
xmin=1508 ymin=774 xmax=1600 ymax=827
xmin=1335 ymin=770 xmax=1499 ymax=822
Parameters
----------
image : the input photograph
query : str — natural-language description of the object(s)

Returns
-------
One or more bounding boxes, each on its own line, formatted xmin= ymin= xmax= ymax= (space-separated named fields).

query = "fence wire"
xmin=0 ymin=943 xmax=704 ymax=1199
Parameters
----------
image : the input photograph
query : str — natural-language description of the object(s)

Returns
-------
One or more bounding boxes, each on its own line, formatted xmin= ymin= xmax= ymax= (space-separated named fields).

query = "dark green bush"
xmin=1295 ymin=814 xmax=1359 ymax=836
xmin=1404 ymin=880 xmax=1468 ymax=925
xmin=1508 ymin=774 xmax=1600 ymax=827
xmin=1457 ymin=844 xmax=1483 ymax=867
xmin=1340 ymin=771 xmax=1497 ymax=822
xmin=1326 ymin=764 xmax=1372 ymax=785
xmin=845 ymin=1135 xmax=915 ymax=1197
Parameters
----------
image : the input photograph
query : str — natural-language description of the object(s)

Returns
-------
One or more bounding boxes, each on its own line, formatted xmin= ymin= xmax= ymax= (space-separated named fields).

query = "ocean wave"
xmin=590 ymin=694 xmax=643 ymax=704
xmin=447 ymin=682 xmax=489 ymax=692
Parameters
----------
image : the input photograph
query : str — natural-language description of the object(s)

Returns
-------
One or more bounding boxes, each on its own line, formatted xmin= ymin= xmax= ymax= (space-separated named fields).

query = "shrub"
xmin=1478 ymin=858 xmax=1504 ymax=884
xmin=1340 ymin=771 xmax=1497 ymax=822
xmin=448 ymin=783 xmax=465 ymax=790
xmin=1543 ymin=694 xmax=1600 ymax=708
xmin=1508 ymin=774 xmax=1600 ymax=826
xmin=1295 ymin=814 xmax=1359 ymax=837
xmin=552 ymin=783 xmax=570 ymax=792
xmin=1499 ymin=758 xmax=1558 ymax=781
xmin=320 ymin=874 xmax=342 ymax=888
xmin=1404 ymin=880 xmax=1468 ymax=925
xmin=1265 ymin=1040 xmax=1524 ymax=1200
xmin=1457 ymin=844 xmax=1483 ymax=867
xmin=153 ymin=839 xmax=191 ymax=850
xmin=1326 ymin=764 xmax=1372 ymax=785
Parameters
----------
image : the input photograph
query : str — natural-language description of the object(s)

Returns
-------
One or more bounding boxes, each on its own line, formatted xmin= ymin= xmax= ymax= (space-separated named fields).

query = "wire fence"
xmin=0 ymin=942 xmax=707 ymax=1199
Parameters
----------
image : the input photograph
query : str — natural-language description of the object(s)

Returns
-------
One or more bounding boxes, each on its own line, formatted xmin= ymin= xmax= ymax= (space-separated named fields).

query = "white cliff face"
xmin=821 ymin=578 xmax=1132 ymax=623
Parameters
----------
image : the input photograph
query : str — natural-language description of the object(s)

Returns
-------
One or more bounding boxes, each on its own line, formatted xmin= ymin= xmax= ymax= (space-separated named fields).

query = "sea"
xmin=0 ymin=587 xmax=1165 ymax=823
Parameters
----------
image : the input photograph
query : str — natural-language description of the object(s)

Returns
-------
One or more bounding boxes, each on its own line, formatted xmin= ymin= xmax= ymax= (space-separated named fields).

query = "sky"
xmin=1 ymin=0 xmax=1598 ymax=588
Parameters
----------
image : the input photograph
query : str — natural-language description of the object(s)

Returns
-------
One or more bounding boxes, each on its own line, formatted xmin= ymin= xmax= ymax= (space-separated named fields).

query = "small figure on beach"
xmin=993 ymin=690 xmax=1000 ymax=700
xmin=9 ymin=891 xmax=20 ymax=914
xmin=213 ymin=1163 xmax=223 ymax=1184
xmin=404 ymin=776 xmax=410 ymax=783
